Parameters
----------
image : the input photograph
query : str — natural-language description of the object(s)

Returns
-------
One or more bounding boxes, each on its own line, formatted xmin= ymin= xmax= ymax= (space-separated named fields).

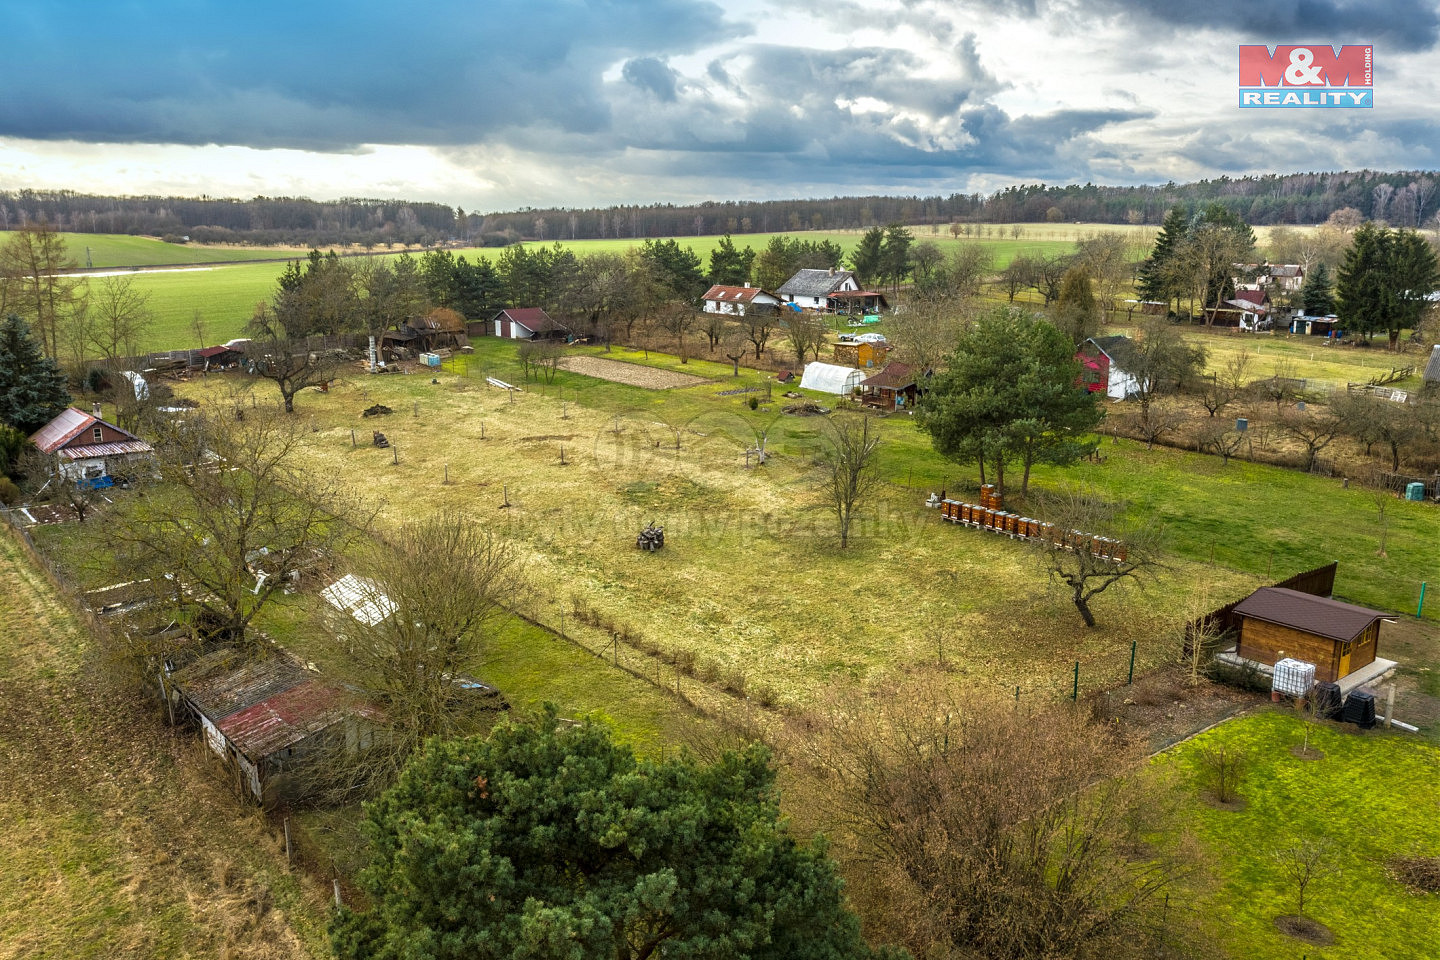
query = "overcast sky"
xmin=1 ymin=1 xmax=1436 ymax=212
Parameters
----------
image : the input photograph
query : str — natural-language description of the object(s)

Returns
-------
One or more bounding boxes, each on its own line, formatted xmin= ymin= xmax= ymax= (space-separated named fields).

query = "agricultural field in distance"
xmin=0 ymin=528 xmax=331 ymax=959
xmin=115 ymin=229 xmax=1086 ymax=352
xmin=168 ymin=336 xmax=1436 ymax=715
xmin=1158 ymin=710 xmax=1440 ymax=959
xmin=56 ymin=232 xmax=314 ymax=268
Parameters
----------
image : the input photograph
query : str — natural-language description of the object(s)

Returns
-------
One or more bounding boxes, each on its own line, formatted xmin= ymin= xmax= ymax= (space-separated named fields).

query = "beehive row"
xmin=937 ymin=499 xmax=1128 ymax=562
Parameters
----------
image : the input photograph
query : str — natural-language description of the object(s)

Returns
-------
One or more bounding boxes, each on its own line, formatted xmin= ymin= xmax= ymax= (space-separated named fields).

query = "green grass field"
xmin=1158 ymin=710 xmax=1440 ymax=959
xmin=157 ymin=331 xmax=1440 ymax=713
xmin=55 ymin=233 xmax=313 ymax=268
xmin=117 ymin=231 xmax=1083 ymax=352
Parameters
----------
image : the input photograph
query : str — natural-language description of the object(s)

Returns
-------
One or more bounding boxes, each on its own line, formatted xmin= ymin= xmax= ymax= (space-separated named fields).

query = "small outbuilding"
xmin=165 ymin=647 xmax=382 ymax=805
xmin=30 ymin=406 xmax=154 ymax=483
xmin=489 ymin=307 xmax=569 ymax=341
xmin=1290 ymin=315 xmax=1341 ymax=337
xmin=860 ymin=362 xmax=920 ymax=410
xmin=799 ymin=361 xmax=865 ymax=395
xmin=833 ymin=339 xmax=889 ymax=369
xmin=1424 ymin=343 xmax=1440 ymax=388
xmin=1077 ymin=336 xmax=1142 ymax=400
xmin=1233 ymin=587 xmax=1393 ymax=684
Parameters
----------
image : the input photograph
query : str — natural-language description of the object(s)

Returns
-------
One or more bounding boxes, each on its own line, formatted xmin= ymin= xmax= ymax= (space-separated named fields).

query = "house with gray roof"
xmin=776 ymin=268 xmax=859 ymax=310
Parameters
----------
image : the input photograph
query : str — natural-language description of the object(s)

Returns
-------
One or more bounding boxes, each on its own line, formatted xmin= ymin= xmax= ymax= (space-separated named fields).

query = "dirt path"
xmin=0 ymin=529 xmax=330 ymax=959
xmin=557 ymin=355 xmax=712 ymax=389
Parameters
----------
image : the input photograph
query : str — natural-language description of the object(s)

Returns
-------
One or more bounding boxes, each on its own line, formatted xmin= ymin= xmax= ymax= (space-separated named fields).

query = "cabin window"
xmin=92 ymin=426 xmax=104 ymax=443
xmin=1085 ymin=369 xmax=1102 ymax=385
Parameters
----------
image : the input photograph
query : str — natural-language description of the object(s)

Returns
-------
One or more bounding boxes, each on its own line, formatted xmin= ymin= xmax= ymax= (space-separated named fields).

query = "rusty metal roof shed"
xmin=216 ymin=678 xmax=354 ymax=760
xmin=171 ymin=648 xmax=312 ymax=723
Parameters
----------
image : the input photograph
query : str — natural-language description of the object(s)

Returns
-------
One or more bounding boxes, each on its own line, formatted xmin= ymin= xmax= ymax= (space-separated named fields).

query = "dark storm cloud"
xmin=1097 ymin=0 xmax=1438 ymax=51
xmin=0 ymin=0 xmax=742 ymax=150
xmin=622 ymin=58 xmax=682 ymax=101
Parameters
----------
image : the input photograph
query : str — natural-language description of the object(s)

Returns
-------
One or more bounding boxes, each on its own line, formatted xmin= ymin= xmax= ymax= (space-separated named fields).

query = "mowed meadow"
xmin=170 ymin=337 xmax=1290 ymax=711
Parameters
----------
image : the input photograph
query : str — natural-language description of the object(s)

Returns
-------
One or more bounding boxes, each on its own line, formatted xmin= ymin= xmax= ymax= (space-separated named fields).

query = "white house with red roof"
xmin=30 ymin=405 xmax=154 ymax=482
xmin=701 ymin=284 xmax=782 ymax=316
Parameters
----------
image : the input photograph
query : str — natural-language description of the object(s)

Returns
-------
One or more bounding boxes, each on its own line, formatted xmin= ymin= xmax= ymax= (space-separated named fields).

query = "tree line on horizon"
xmin=3 ymin=169 xmax=1438 ymax=249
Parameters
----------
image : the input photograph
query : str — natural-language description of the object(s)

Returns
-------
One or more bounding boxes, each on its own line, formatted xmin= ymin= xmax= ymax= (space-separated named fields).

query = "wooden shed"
xmin=1233 ymin=587 xmax=1390 ymax=683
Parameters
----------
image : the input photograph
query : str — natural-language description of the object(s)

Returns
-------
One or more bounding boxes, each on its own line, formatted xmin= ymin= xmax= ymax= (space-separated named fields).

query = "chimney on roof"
xmin=744 ymin=282 xmax=750 ymax=288
xmin=828 ymin=267 xmax=836 ymax=276
xmin=92 ymin=402 xmax=102 ymax=418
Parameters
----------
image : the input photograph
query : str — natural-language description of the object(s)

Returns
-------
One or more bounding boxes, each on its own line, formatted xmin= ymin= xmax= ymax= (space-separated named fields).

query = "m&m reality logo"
xmin=1238 ymin=45 xmax=1372 ymax=108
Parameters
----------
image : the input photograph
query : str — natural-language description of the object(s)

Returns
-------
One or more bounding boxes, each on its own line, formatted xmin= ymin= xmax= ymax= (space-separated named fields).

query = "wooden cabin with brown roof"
xmin=1233 ymin=587 xmax=1392 ymax=683
xmin=30 ymin=405 xmax=154 ymax=484
xmin=860 ymin=362 xmax=920 ymax=410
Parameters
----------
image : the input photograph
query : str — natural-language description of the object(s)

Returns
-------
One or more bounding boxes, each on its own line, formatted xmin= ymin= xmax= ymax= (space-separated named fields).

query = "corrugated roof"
xmin=777 ymin=269 xmax=856 ymax=298
xmin=30 ymin=408 xmax=97 ymax=453
xmin=171 ymin=648 xmax=312 ymax=723
xmin=31 ymin=407 xmax=144 ymax=453
xmin=321 ymin=574 xmax=396 ymax=626
xmin=1424 ymin=344 xmax=1440 ymax=384
xmin=1234 ymin=587 xmax=1387 ymax=643
xmin=59 ymin=440 xmax=154 ymax=460
xmin=216 ymin=679 xmax=353 ymax=759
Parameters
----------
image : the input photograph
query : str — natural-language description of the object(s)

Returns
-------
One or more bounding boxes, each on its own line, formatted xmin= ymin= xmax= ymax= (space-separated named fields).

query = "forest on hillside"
xmin=1 ymin=169 xmax=1435 ymax=248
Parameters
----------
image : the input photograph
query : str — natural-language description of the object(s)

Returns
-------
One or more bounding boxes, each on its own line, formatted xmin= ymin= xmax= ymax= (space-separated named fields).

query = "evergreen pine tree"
xmin=849 ymin=226 xmax=885 ymax=286
xmin=1300 ymin=262 xmax=1336 ymax=315
xmin=1136 ymin=206 xmax=1188 ymax=304
xmin=0 ymin=313 xmax=71 ymax=433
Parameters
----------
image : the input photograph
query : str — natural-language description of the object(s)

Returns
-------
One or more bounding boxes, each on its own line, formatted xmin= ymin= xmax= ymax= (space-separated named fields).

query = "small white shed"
xmin=800 ymin=362 xmax=865 ymax=395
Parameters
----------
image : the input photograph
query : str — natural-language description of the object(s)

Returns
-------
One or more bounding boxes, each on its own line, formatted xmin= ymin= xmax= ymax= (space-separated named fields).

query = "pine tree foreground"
xmin=332 ymin=708 xmax=903 ymax=960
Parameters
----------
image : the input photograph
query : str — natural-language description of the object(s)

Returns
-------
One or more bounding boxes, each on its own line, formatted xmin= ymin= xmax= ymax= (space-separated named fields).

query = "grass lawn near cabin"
xmin=1157 ymin=709 xmax=1440 ymax=960
xmin=174 ymin=340 xmax=1256 ymax=711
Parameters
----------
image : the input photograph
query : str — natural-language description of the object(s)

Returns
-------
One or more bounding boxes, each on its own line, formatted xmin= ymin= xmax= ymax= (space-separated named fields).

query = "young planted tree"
xmin=1276 ymin=403 xmax=1346 ymax=472
xmin=1272 ymin=838 xmax=1339 ymax=920
xmin=334 ymin=710 xmax=893 ymax=960
xmin=818 ymin=414 xmax=883 ymax=548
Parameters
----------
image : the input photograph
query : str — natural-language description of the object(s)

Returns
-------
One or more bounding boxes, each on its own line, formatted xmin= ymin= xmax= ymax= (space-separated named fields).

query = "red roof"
xmin=216 ymin=678 xmax=360 ymax=759
xmin=1233 ymin=288 xmax=1268 ymax=306
xmin=30 ymin=407 xmax=143 ymax=453
xmin=702 ymin=285 xmax=776 ymax=303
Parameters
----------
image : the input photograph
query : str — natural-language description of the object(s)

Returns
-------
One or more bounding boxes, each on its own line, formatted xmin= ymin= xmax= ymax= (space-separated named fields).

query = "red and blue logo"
xmin=1239 ymin=45 xmax=1372 ymax=108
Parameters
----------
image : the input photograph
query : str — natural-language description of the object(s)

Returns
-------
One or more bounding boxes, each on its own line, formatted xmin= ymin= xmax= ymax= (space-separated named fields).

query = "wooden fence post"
xmin=284 ymin=817 xmax=292 ymax=864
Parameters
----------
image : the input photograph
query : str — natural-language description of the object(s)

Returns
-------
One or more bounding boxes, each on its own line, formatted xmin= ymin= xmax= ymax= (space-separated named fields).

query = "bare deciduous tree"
xmin=1273 ymin=838 xmax=1339 ymax=918
xmin=782 ymin=312 xmax=829 ymax=368
xmin=104 ymin=408 xmax=364 ymax=648
xmin=244 ymin=302 xmax=346 ymax=413
xmin=318 ymin=512 xmax=516 ymax=788
xmin=1034 ymin=489 xmax=1164 ymax=628
xmin=788 ymin=675 xmax=1195 ymax=960
xmin=817 ymin=413 xmax=883 ymax=548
